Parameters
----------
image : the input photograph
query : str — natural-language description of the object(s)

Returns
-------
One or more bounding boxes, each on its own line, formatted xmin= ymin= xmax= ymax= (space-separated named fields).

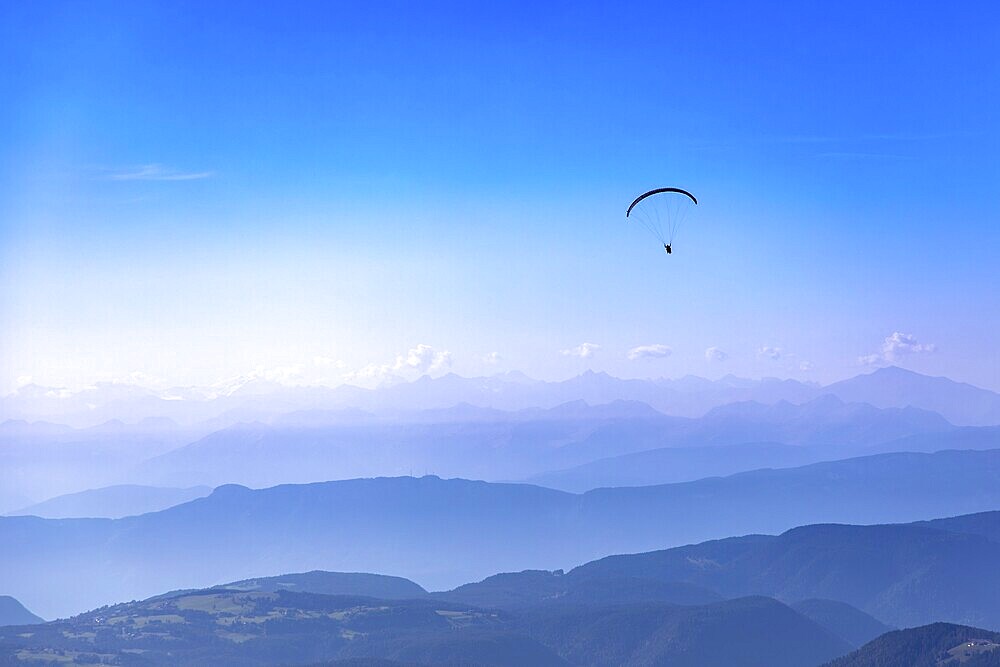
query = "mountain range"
xmin=7 ymin=449 xmax=1000 ymax=620
xmin=131 ymin=394 xmax=968 ymax=490
xmin=4 ymin=366 xmax=999 ymax=428
xmin=5 ymin=367 xmax=999 ymax=507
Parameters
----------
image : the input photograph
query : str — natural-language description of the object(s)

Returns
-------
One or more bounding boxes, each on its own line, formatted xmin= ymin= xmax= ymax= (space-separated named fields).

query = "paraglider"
xmin=626 ymin=187 xmax=697 ymax=254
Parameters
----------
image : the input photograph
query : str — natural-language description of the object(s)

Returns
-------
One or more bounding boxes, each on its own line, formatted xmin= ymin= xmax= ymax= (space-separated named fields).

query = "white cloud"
xmin=263 ymin=364 xmax=306 ymax=383
xmin=560 ymin=343 xmax=601 ymax=359
xmin=758 ymin=346 xmax=783 ymax=360
xmin=127 ymin=370 xmax=171 ymax=387
xmin=858 ymin=353 xmax=882 ymax=367
xmin=312 ymin=356 xmax=345 ymax=369
xmin=219 ymin=364 xmax=306 ymax=389
xmin=881 ymin=331 xmax=936 ymax=360
xmin=400 ymin=344 xmax=452 ymax=374
xmin=705 ymin=347 xmax=728 ymax=362
xmin=482 ymin=351 xmax=502 ymax=365
xmin=860 ymin=332 xmax=936 ymax=366
xmin=344 ymin=363 xmax=397 ymax=383
xmin=799 ymin=361 xmax=815 ymax=372
xmin=104 ymin=164 xmax=214 ymax=181
xmin=344 ymin=344 xmax=452 ymax=384
xmin=16 ymin=375 xmax=34 ymax=387
xmin=627 ymin=344 xmax=673 ymax=361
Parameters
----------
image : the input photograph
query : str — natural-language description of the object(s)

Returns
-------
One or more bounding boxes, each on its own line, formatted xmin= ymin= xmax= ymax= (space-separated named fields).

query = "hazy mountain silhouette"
xmin=874 ymin=425 xmax=1000 ymax=455
xmin=528 ymin=421 xmax=999 ymax=493
xmin=131 ymin=401 xmax=689 ymax=488
xmin=6 ymin=368 xmax=996 ymax=503
xmin=8 ymin=449 xmax=1000 ymax=619
xmin=133 ymin=396 xmax=958 ymax=490
xmin=574 ymin=520 xmax=1000 ymax=629
xmin=697 ymin=394 xmax=951 ymax=443
xmin=790 ymin=599 xmax=894 ymax=648
xmin=0 ymin=418 xmax=211 ymax=504
xmin=6 ymin=484 xmax=212 ymax=519
xmin=826 ymin=366 xmax=1000 ymax=427
xmin=528 ymin=442 xmax=836 ymax=492
xmin=0 ymin=596 xmax=43 ymax=626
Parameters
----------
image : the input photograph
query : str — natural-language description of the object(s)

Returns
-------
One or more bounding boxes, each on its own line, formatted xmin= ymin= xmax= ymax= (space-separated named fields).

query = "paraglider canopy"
xmin=626 ymin=187 xmax=697 ymax=251
xmin=626 ymin=187 xmax=698 ymax=216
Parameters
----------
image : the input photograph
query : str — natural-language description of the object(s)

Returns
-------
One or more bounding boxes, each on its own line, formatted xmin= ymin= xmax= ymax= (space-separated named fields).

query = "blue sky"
xmin=2 ymin=0 xmax=998 ymax=393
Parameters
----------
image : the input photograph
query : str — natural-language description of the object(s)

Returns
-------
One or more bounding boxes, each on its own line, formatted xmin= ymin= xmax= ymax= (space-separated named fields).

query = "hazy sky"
xmin=2 ymin=1 xmax=998 ymax=393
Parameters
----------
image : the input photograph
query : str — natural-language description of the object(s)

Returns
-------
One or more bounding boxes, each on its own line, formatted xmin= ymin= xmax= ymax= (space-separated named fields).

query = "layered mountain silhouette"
xmin=6 ymin=367 xmax=998 ymax=506
xmin=7 ymin=452 xmax=1000 ymax=620
xmin=0 ymin=417 xmax=211 ymax=507
xmin=3 ymin=366 xmax=998 ymax=664
xmin=131 ymin=395 xmax=966 ymax=490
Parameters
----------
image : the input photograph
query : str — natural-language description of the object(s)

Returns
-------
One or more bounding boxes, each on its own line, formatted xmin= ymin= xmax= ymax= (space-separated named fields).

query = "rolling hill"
xmin=433 ymin=569 xmax=722 ymax=610
xmin=219 ymin=571 xmax=427 ymax=599
xmin=0 ymin=589 xmax=851 ymax=667
xmin=0 ymin=590 xmax=566 ymax=666
xmin=822 ymin=622 xmax=1000 ymax=667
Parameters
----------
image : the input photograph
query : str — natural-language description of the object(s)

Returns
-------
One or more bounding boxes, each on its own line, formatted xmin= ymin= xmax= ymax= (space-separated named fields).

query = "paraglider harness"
xmin=664 ymin=244 xmax=672 ymax=254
